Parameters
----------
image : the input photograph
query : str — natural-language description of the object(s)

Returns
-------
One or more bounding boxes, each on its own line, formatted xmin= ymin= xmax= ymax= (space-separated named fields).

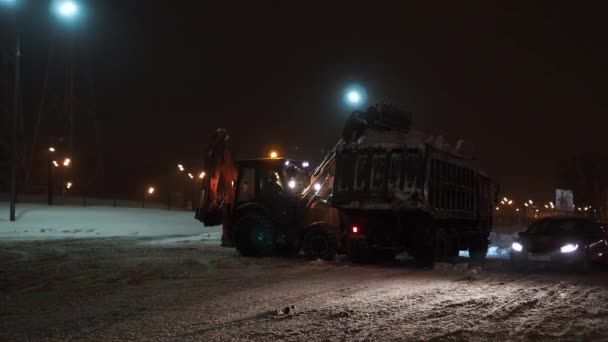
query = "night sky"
xmin=2 ymin=1 xmax=608 ymax=201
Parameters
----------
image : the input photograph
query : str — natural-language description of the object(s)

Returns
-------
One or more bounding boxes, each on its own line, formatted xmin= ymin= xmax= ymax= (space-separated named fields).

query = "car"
xmin=511 ymin=216 xmax=608 ymax=272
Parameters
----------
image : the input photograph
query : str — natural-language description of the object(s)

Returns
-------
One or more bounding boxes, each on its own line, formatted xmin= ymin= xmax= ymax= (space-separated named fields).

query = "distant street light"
xmin=52 ymin=161 xmax=59 ymax=167
xmin=178 ymin=164 xmax=184 ymax=171
xmin=187 ymin=173 xmax=194 ymax=179
xmin=269 ymin=151 xmax=278 ymax=159
xmin=63 ymin=158 xmax=71 ymax=167
xmin=66 ymin=181 xmax=72 ymax=189
xmin=143 ymin=186 xmax=155 ymax=208
xmin=49 ymin=147 xmax=56 ymax=152
xmin=198 ymin=172 xmax=205 ymax=179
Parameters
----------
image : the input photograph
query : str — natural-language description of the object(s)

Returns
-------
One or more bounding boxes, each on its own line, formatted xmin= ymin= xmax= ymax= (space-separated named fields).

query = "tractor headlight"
xmin=511 ymin=242 xmax=523 ymax=252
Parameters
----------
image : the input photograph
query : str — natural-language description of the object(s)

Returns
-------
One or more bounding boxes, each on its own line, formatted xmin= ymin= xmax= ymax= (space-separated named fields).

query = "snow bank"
xmin=0 ymin=202 xmax=221 ymax=241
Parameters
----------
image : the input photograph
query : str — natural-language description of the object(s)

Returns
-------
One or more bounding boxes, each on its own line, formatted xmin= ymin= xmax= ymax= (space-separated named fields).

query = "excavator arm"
xmin=195 ymin=129 xmax=238 ymax=229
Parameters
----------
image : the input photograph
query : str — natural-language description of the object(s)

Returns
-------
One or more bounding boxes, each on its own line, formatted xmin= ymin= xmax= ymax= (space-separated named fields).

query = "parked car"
xmin=511 ymin=216 xmax=608 ymax=272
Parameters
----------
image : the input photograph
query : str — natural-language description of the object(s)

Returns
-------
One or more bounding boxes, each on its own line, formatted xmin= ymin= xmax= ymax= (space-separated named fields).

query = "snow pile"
xmin=0 ymin=202 xmax=220 ymax=241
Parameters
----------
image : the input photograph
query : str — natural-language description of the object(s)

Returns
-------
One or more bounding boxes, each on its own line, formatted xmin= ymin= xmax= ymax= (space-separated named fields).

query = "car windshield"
xmin=526 ymin=219 xmax=587 ymax=236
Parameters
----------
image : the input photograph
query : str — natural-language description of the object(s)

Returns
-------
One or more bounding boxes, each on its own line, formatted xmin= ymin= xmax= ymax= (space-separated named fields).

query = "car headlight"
xmin=560 ymin=244 xmax=579 ymax=253
xmin=511 ymin=242 xmax=523 ymax=252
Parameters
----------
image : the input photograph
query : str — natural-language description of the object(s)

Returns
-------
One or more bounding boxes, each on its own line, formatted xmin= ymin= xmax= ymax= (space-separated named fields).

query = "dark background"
xmin=1 ymin=1 xmax=607 ymax=202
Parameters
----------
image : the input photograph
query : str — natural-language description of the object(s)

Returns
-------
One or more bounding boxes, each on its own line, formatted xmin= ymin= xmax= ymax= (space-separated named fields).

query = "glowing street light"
xmin=524 ymin=203 xmax=528 ymax=207
xmin=177 ymin=164 xmax=184 ymax=171
xmin=52 ymin=0 xmax=79 ymax=19
xmin=269 ymin=151 xmax=278 ymax=159
xmin=528 ymin=200 xmax=533 ymax=204
xmin=66 ymin=181 xmax=72 ymax=189
xmin=343 ymin=84 xmax=367 ymax=108
xmin=508 ymin=200 xmax=513 ymax=205
xmin=302 ymin=161 xmax=310 ymax=168
xmin=347 ymin=91 xmax=361 ymax=104
xmin=198 ymin=172 xmax=205 ymax=179
xmin=52 ymin=160 xmax=59 ymax=167
xmin=49 ymin=147 xmax=56 ymax=152
xmin=148 ymin=186 xmax=155 ymax=195
xmin=63 ymin=158 xmax=71 ymax=167
xmin=187 ymin=173 xmax=194 ymax=179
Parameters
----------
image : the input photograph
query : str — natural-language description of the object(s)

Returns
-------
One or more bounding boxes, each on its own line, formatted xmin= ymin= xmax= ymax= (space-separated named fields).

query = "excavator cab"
xmin=196 ymin=129 xmax=341 ymax=260
xmin=230 ymin=158 xmax=314 ymax=256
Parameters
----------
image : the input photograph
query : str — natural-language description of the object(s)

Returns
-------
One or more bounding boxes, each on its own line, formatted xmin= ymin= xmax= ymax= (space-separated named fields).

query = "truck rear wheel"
xmin=469 ymin=235 xmax=488 ymax=265
xmin=234 ymin=213 xmax=275 ymax=257
xmin=346 ymin=238 xmax=372 ymax=263
xmin=303 ymin=227 xmax=337 ymax=261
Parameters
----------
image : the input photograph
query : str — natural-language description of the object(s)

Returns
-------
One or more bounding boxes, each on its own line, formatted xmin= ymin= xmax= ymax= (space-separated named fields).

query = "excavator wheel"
xmin=234 ymin=213 xmax=275 ymax=257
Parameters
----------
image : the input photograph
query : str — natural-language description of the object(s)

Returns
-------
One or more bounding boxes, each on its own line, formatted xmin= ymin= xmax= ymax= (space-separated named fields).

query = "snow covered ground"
xmin=1 ymin=238 xmax=607 ymax=341
xmin=1 ymin=202 xmax=608 ymax=341
xmin=0 ymin=202 xmax=221 ymax=241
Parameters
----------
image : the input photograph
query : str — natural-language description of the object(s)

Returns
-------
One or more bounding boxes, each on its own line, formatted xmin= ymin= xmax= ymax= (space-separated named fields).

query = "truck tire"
xmin=346 ymin=238 xmax=372 ymax=263
xmin=434 ymin=228 xmax=457 ymax=262
xmin=303 ymin=227 xmax=337 ymax=261
xmin=234 ymin=213 xmax=274 ymax=257
xmin=469 ymin=235 xmax=488 ymax=265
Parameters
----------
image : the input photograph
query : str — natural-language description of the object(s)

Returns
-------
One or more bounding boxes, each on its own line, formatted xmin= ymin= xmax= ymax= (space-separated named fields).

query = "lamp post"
xmin=143 ymin=186 xmax=155 ymax=208
xmin=2 ymin=0 xmax=21 ymax=222
xmin=2 ymin=0 xmax=83 ymax=220
xmin=48 ymin=147 xmax=55 ymax=205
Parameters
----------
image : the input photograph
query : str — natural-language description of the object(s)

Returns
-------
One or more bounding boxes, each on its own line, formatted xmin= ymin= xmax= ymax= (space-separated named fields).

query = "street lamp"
xmin=198 ymin=172 xmax=205 ymax=179
xmin=143 ymin=186 xmax=155 ymax=208
xmin=48 ymin=147 xmax=56 ymax=205
xmin=343 ymin=84 xmax=367 ymax=109
xmin=63 ymin=158 xmax=71 ymax=167
xmin=51 ymin=0 xmax=80 ymax=20
xmin=269 ymin=151 xmax=278 ymax=159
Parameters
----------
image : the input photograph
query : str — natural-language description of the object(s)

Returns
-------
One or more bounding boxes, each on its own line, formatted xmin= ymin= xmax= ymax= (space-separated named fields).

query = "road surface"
xmin=1 ymin=238 xmax=607 ymax=341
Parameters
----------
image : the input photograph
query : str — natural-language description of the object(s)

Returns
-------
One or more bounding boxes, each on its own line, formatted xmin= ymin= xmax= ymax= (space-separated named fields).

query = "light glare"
xmin=57 ymin=1 xmax=78 ymax=17
xmin=560 ymin=244 xmax=578 ymax=253
xmin=347 ymin=91 xmax=360 ymax=103
xmin=512 ymin=242 xmax=523 ymax=252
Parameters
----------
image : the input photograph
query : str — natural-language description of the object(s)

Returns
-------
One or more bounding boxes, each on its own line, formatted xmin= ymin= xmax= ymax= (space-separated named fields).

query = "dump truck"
xmin=330 ymin=104 xmax=498 ymax=266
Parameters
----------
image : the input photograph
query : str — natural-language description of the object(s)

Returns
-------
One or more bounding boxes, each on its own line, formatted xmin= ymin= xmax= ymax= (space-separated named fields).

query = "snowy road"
xmin=1 ymin=238 xmax=608 ymax=341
